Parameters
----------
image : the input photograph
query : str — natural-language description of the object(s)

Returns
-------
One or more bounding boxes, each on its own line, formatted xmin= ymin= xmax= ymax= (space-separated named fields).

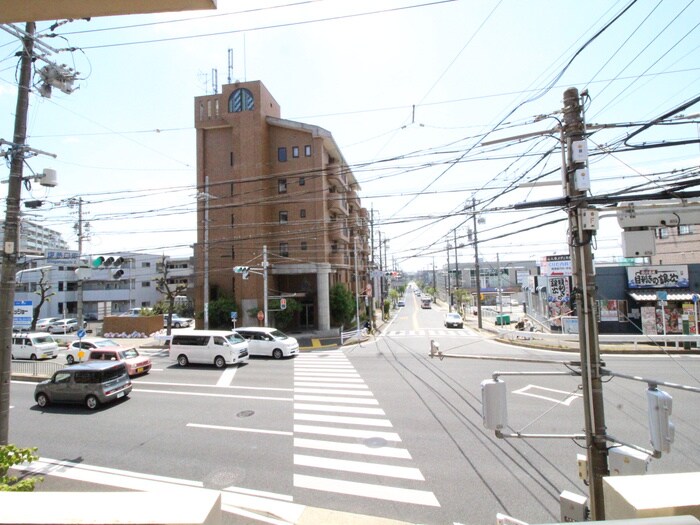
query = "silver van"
xmin=11 ymin=332 xmax=59 ymax=360
xmin=34 ymin=361 xmax=132 ymax=410
xmin=170 ymin=330 xmax=249 ymax=368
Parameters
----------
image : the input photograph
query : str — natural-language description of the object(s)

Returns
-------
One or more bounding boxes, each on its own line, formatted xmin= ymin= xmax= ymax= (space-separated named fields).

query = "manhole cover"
xmin=363 ymin=437 xmax=388 ymax=448
xmin=236 ymin=410 xmax=254 ymax=418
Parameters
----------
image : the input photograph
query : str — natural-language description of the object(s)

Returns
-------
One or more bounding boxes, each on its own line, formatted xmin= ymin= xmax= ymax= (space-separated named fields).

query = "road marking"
xmin=294 ymin=438 xmax=410 ymax=458
xmin=187 ymin=423 xmax=292 ymax=436
xmin=294 ymin=381 xmax=368 ymax=389
xmin=216 ymin=366 xmax=238 ymax=387
xmin=512 ymin=384 xmax=582 ymax=406
xmin=294 ymin=371 xmax=361 ymax=378
xmin=294 ymin=394 xmax=378 ymax=405
xmin=294 ymin=474 xmax=440 ymax=507
xmin=294 ymin=424 xmax=400 ymax=442
xmin=294 ymin=413 xmax=393 ymax=427
xmin=294 ymin=454 xmax=423 ymax=480
xmin=294 ymin=387 xmax=373 ymax=396
xmin=137 ymin=380 xmax=293 ymax=392
xmin=293 ymin=376 xmax=364 ymax=383
xmin=133 ymin=388 xmax=292 ymax=402
xmin=294 ymin=403 xmax=384 ymax=415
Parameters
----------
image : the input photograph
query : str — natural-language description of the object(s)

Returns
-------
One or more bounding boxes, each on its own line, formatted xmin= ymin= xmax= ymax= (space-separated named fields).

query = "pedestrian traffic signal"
xmin=233 ymin=266 xmax=250 ymax=279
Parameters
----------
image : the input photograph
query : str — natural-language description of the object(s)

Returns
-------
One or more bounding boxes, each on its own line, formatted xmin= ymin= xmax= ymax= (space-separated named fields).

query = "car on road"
xmin=34 ymin=361 xmax=132 ymax=410
xmin=444 ymin=312 xmax=464 ymax=328
xmin=235 ymin=327 xmax=299 ymax=359
xmin=47 ymin=318 xmax=80 ymax=334
xmin=397 ymin=298 xmax=406 ymax=307
xmin=88 ymin=347 xmax=152 ymax=376
xmin=170 ymin=330 xmax=249 ymax=368
xmin=67 ymin=337 xmax=124 ymax=365
xmin=163 ymin=314 xmax=193 ymax=328
xmin=11 ymin=332 xmax=59 ymax=360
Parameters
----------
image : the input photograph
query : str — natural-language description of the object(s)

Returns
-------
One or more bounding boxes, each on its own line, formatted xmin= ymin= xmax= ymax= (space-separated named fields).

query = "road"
xmin=8 ymin=293 xmax=700 ymax=524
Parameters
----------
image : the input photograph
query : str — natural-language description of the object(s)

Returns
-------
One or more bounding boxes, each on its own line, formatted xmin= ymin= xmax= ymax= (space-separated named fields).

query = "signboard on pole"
xmin=13 ymin=300 xmax=32 ymax=328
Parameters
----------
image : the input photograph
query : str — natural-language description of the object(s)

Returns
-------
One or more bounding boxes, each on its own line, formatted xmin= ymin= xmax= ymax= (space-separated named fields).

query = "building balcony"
xmin=326 ymin=164 xmax=348 ymax=191
xmin=327 ymin=194 xmax=349 ymax=216
xmin=329 ymin=224 xmax=350 ymax=242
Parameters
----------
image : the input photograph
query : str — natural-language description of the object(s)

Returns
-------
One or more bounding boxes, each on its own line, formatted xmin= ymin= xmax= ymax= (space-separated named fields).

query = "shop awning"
xmin=628 ymin=291 xmax=698 ymax=302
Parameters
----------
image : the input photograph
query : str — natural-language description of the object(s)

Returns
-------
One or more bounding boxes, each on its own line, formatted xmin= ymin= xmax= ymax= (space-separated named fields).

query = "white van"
xmin=11 ymin=332 xmax=60 ymax=360
xmin=234 ymin=327 xmax=299 ymax=359
xmin=169 ymin=330 xmax=249 ymax=368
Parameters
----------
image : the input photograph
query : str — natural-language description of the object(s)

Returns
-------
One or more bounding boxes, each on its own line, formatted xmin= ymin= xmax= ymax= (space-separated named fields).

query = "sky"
xmin=1 ymin=0 xmax=699 ymax=273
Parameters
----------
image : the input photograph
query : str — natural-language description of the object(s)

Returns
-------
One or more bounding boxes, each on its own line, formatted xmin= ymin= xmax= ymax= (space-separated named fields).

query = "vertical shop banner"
xmin=641 ymin=306 xmax=657 ymax=335
xmin=599 ymin=300 xmax=618 ymax=322
xmin=682 ymin=303 xmax=696 ymax=334
xmin=546 ymin=275 xmax=571 ymax=327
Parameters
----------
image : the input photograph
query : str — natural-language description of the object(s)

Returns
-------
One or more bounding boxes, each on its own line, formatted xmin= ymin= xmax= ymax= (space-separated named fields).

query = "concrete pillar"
xmin=316 ymin=265 xmax=331 ymax=331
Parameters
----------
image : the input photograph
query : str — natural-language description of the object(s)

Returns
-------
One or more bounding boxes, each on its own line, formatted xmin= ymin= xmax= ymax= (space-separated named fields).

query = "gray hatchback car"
xmin=34 ymin=361 xmax=132 ymax=410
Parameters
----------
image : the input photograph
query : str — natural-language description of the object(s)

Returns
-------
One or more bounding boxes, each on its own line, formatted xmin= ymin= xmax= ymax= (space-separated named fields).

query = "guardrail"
xmin=496 ymin=329 xmax=700 ymax=350
xmin=11 ymin=359 xmax=64 ymax=378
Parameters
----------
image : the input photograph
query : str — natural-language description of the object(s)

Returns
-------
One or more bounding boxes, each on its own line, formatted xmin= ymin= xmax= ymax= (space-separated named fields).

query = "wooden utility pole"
xmin=562 ymin=87 xmax=608 ymax=520
xmin=472 ymin=198 xmax=483 ymax=329
xmin=0 ymin=22 xmax=35 ymax=445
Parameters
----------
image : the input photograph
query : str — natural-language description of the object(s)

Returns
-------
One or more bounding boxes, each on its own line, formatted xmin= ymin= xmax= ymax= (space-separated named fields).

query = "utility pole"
xmin=263 ymin=245 xmax=269 ymax=327
xmin=453 ymin=229 xmax=460 ymax=290
xmin=70 ymin=197 xmax=85 ymax=328
xmin=202 ymin=175 xmax=210 ymax=330
xmin=353 ymin=236 xmax=360 ymax=340
xmin=446 ymin=242 xmax=452 ymax=311
xmin=472 ymin=198 xmax=483 ymax=329
xmin=497 ymin=253 xmax=503 ymax=319
xmin=562 ymin=87 xmax=608 ymax=520
xmin=0 ymin=22 xmax=35 ymax=445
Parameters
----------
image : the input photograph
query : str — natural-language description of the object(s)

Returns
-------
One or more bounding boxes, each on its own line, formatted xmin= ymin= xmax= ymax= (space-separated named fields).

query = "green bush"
xmin=329 ymin=283 xmax=355 ymax=327
xmin=0 ymin=444 xmax=42 ymax=492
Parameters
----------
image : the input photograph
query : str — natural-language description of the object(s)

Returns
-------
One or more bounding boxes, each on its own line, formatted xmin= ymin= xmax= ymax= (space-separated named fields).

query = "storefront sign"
xmin=627 ymin=265 xmax=689 ymax=289
xmin=539 ymin=255 xmax=572 ymax=276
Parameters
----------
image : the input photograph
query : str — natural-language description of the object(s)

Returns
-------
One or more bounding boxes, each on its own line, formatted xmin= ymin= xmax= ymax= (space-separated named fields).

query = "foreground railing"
xmin=11 ymin=359 xmax=64 ymax=378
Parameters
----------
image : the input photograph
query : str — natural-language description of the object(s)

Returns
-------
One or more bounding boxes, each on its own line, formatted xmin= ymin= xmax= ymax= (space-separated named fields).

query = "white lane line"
xmin=294 ymin=388 xmax=373 ymax=396
xmin=216 ymin=366 xmax=238 ymax=387
xmin=294 ymin=424 xmax=401 ymax=442
xmin=187 ymin=423 xmax=292 ymax=436
xmin=294 ymin=454 xmax=424 ymax=480
xmin=294 ymin=394 xmax=378 ymax=405
xmin=294 ymin=438 xmax=411 ymax=458
xmin=294 ymin=372 xmax=360 ymax=378
xmin=222 ymin=485 xmax=294 ymax=502
xmin=137 ymin=381 xmax=293 ymax=392
xmin=294 ymin=412 xmax=393 ymax=427
xmin=294 ymin=474 xmax=440 ymax=507
xmin=133 ymin=388 xmax=292 ymax=402
xmin=294 ymin=403 xmax=384 ymax=415
xmin=294 ymin=381 xmax=368 ymax=389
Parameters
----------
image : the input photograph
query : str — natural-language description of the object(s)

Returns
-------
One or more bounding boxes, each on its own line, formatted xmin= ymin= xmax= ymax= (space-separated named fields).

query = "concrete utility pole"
xmin=562 ymin=87 xmax=608 ymax=520
xmin=453 ymin=229 xmax=460 ymax=290
xmin=472 ymin=198 xmax=483 ymax=329
xmin=262 ymin=244 xmax=269 ymax=327
xmin=0 ymin=22 xmax=35 ymax=445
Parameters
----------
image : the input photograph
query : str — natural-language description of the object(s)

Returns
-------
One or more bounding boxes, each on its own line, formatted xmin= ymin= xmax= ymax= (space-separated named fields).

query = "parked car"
xmin=47 ymin=318 xmax=80 ymax=334
xmin=235 ymin=327 xmax=299 ymax=359
xmin=34 ymin=361 xmax=132 ymax=410
xmin=11 ymin=332 xmax=59 ymax=360
xmin=444 ymin=312 xmax=464 ymax=329
xmin=88 ymin=347 xmax=152 ymax=377
xmin=67 ymin=337 xmax=123 ymax=365
xmin=35 ymin=317 xmax=61 ymax=331
xmin=163 ymin=314 xmax=192 ymax=328
xmin=398 ymin=298 xmax=406 ymax=307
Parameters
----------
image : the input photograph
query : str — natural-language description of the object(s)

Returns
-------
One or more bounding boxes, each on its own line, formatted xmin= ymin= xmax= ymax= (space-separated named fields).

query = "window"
xmin=230 ymin=152 xmax=234 ymax=166
xmin=679 ymin=225 xmax=692 ymax=235
xmin=279 ymin=211 xmax=288 ymax=224
xmin=228 ymin=88 xmax=254 ymax=112
xmin=657 ymin=227 xmax=669 ymax=239
xmin=231 ymin=214 xmax=235 ymax=226
xmin=299 ymin=177 xmax=305 ymax=186
xmin=230 ymin=182 xmax=234 ymax=196
xmin=304 ymin=145 xmax=312 ymax=157
xmin=280 ymin=242 xmax=289 ymax=257
xmin=292 ymin=146 xmax=299 ymax=158
xmin=141 ymin=281 xmax=151 ymax=287
xmin=300 ymin=209 xmax=306 ymax=218
xmin=278 ymin=179 xmax=287 ymax=193
xmin=278 ymin=147 xmax=287 ymax=162
xmin=301 ymin=241 xmax=307 ymax=251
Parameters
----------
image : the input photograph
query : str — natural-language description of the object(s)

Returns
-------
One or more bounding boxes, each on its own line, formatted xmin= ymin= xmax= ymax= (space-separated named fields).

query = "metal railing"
xmin=11 ymin=359 xmax=63 ymax=378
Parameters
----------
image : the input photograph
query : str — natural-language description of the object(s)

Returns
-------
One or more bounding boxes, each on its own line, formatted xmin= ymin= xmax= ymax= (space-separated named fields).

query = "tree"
xmin=329 ymin=283 xmax=355 ymax=327
xmin=29 ymin=269 xmax=54 ymax=330
xmin=0 ymin=444 xmax=42 ymax=491
xmin=272 ymin=298 xmax=302 ymax=330
xmin=207 ymin=297 xmax=238 ymax=330
xmin=154 ymin=255 xmax=188 ymax=335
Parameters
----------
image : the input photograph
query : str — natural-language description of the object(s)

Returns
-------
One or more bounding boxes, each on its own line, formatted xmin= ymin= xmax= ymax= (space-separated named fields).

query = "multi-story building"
xmin=0 ymin=220 xmax=69 ymax=256
xmin=651 ymin=224 xmax=699 ymax=265
xmin=194 ymin=80 xmax=370 ymax=331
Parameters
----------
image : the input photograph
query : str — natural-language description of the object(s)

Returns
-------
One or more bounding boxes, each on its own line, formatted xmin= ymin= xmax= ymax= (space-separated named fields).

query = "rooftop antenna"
xmin=211 ymin=68 xmax=218 ymax=94
xmin=228 ymin=48 xmax=233 ymax=84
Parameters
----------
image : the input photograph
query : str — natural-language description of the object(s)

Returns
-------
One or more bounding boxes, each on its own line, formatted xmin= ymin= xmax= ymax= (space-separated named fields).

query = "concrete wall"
xmin=103 ymin=315 xmax=163 ymax=334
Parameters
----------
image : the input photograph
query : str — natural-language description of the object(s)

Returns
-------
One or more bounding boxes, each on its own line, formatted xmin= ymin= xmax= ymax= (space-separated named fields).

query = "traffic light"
xmin=91 ymin=255 xmax=125 ymax=280
xmin=233 ymin=266 xmax=250 ymax=280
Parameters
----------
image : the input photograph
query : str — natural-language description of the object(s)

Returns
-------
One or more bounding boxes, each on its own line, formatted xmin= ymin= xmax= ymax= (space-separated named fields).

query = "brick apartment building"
xmin=194 ymin=80 xmax=370 ymax=331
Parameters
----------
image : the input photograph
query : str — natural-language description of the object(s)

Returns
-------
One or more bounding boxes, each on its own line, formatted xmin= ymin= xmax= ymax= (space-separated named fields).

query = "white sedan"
xmin=66 ymin=337 xmax=128 ymax=365
xmin=47 ymin=318 xmax=80 ymax=334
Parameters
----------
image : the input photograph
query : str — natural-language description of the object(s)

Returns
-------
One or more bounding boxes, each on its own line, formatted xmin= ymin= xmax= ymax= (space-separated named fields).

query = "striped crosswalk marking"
xmin=293 ymin=352 xmax=440 ymax=508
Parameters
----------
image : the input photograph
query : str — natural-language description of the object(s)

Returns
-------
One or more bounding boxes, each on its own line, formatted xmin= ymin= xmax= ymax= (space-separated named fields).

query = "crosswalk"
xmin=293 ymin=352 xmax=440 ymax=507
xmin=381 ymin=328 xmax=477 ymax=338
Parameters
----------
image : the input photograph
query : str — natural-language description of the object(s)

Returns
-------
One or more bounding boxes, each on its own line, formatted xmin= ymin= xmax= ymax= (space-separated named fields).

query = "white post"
xmin=263 ymin=245 xmax=269 ymax=327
